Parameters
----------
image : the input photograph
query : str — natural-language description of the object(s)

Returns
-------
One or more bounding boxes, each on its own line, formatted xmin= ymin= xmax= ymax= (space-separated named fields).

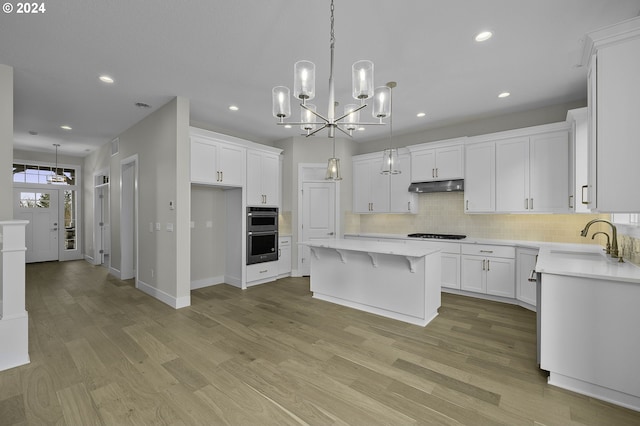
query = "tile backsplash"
xmin=347 ymin=192 xmax=612 ymax=245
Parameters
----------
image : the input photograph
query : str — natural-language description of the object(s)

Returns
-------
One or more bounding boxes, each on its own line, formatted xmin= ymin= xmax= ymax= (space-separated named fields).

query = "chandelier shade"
xmin=373 ymin=86 xmax=392 ymax=118
xmin=272 ymin=86 xmax=291 ymax=118
xmin=293 ymin=60 xmax=316 ymax=101
xmin=300 ymin=103 xmax=317 ymax=131
xmin=352 ymin=60 xmax=374 ymax=100
xmin=343 ymin=104 xmax=359 ymax=131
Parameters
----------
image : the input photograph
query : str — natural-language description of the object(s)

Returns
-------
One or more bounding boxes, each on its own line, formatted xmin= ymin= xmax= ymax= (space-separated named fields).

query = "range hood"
xmin=408 ymin=179 xmax=464 ymax=193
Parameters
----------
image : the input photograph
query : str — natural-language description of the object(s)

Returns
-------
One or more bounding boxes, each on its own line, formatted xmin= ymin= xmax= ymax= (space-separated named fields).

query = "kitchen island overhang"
xmin=301 ymin=239 xmax=442 ymax=327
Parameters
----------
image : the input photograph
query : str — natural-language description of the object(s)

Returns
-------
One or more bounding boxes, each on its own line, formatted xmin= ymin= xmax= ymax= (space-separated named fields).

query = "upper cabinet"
xmin=190 ymin=127 xmax=282 ymax=206
xmin=465 ymin=123 xmax=571 ymax=214
xmin=583 ymin=17 xmax=640 ymax=212
xmin=352 ymin=149 xmax=416 ymax=214
xmin=247 ymin=150 xmax=280 ymax=206
xmin=464 ymin=141 xmax=495 ymax=213
xmin=407 ymin=138 xmax=465 ymax=182
xmin=190 ymin=135 xmax=245 ymax=187
xmin=566 ymin=107 xmax=590 ymax=213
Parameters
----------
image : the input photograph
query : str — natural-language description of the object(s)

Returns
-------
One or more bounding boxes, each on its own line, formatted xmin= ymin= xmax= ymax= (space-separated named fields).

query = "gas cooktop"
xmin=407 ymin=233 xmax=467 ymax=240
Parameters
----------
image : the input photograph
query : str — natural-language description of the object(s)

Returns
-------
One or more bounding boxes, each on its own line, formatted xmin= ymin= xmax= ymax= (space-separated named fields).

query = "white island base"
xmin=303 ymin=239 xmax=441 ymax=327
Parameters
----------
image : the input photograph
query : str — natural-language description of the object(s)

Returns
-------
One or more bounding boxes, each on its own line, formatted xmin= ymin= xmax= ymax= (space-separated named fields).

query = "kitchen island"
xmin=301 ymin=238 xmax=441 ymax=326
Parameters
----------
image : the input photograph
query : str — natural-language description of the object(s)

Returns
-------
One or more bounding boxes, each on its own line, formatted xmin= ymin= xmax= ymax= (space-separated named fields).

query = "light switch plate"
xmin=166 ymin=223 xmax=174 ymax=232
xmin=155 ymin=223 xmax=161 ymax=231
xmin=206 ymin=221 xmax=213 ymax=228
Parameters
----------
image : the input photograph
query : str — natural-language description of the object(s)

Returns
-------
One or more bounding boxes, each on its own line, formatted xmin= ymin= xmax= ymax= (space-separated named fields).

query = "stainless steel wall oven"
xmin=247 ymin=207 xmax=278 ymax=265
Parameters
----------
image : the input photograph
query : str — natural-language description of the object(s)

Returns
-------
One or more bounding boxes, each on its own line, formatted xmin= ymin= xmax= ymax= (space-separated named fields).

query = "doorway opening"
xmin=120 ymin=156 xmax=138 ymax=281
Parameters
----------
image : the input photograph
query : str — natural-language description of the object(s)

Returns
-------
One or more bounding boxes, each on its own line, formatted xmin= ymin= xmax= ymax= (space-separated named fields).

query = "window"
xmin=13 ymin=163 xmax=76 ymax=185
xmin=64 ymin=190 xmax=77 ymax=250
xmin=18 ymin=192 xmax=51 ymax=208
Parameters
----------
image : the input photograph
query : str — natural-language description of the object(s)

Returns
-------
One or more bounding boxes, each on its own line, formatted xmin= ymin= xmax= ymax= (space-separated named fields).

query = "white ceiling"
xmin=2 ymin=0 xmax=640 ymax=157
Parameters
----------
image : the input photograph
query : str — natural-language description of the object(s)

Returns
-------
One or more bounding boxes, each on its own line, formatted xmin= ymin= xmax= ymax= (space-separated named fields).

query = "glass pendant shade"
xmin=373 ymin=86 xmax=392 ymax=118
xmin=272 ymin=86 xmax=291 ymax=118
xmin=293 ymin=60 xmax=316 ymax=101
xmin=343 ymin=104 xmax=359 ymax=131
xmin=380 ymin=148 xmax=401 ymax=175
xmin=352 ymin=60 xmax=374 ymax=100
xmin=300 ymin=104 xmax=317 ymax=131
xmin=326 ymin=157 xmax=342 ymax=180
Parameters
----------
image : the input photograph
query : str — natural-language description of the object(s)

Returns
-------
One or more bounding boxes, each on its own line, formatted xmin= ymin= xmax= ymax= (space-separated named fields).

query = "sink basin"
xmin=548 ymin=249 xmax=614 ymax=262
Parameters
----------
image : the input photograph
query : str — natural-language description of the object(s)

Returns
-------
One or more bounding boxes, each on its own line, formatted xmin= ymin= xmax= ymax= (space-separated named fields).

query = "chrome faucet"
xmin=580 ymin=219 xmax=621 ymax=261
xmin=591 ymin=231 xmax=611 ymax=254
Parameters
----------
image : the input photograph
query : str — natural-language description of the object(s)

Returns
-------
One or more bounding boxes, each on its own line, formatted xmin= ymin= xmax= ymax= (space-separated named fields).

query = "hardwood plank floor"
xmin=1 ymin=260 xmax=639 ymax=425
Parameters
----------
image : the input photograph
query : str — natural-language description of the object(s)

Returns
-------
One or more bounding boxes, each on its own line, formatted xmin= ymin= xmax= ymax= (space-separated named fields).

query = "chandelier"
xmin=272 ymin=0 xmax=392 ymax=180
xmin=47 ymin=143 xmax=66 ymax=184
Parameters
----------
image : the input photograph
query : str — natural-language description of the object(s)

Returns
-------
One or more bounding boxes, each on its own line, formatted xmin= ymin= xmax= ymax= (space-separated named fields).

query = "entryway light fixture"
xmin=47 ymin=143 xmax=66 ymax=184
xmin=380 ymin=82 xmax=400 ymax=175
xmin=271 ymin=0 xmax=391 ymax=139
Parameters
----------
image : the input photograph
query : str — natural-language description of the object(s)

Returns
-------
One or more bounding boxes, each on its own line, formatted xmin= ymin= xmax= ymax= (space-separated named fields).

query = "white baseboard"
xmin=225 ymin=275 xmax=242 ymax=288
xmin=190 ymin=275 xmax=225 ymax=290
xmin=137 ymin=279 xmax=191 ymax=309
xmin=109 ymin=266 xmax=121 ymax=279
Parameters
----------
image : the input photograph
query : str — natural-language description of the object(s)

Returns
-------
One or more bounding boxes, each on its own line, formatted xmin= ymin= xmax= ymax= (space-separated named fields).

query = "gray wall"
xmin=83 ymin=97 xmax=191 ymax=305
xmin=355 ymin=100 xmax=586 ymax=155
xmin=0 ymin=65 xmax=13 ymax=220
xmin=190 ymin=186 xmax=227 ymax=284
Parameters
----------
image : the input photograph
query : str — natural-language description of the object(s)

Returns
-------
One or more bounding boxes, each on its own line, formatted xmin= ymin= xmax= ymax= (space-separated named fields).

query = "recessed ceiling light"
xmin=134 ymin=102 xmax=151 ymax=108
xmin=417 ymin=112 xmax=426 ymax=118
xmin=475 ymin=31 xmax=493 ymax=42
xmin=498 ymin=92 xmax=510 ymax=98
xmin=60 ymin=125 xmax=72 ymax=130
xmin=358 ymin=127 xmax=366 ymax=131
xmin=99 ymin=75 xmax=114 ymax=84
xmin=229 ymin=105 xmax=239 ymax=111
xmin=284 ymin=124 xmax=292 ymax=129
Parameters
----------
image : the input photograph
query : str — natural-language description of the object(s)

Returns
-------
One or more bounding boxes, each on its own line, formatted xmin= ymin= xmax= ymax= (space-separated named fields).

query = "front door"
xmin=300 ymin=182 xmax=336 ymax=276
xmin=14 ymin=188 xmax=59 ymax=263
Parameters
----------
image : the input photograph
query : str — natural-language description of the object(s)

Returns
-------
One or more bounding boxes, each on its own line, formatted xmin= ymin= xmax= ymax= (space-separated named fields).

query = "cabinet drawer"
xmin=462 ymin=244 xmax=515 ymax=258
xmin=246 ymin=262 xmax=278 ymax=282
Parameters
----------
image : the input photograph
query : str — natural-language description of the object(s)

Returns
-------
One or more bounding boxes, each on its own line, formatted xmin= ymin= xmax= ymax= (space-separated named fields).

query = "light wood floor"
xmin=1 ymin=261 xmax=639 ymax=425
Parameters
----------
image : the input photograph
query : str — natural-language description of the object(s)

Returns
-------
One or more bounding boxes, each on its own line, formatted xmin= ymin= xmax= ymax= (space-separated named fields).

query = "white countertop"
xmin=301 ymin=238 xmax=440 ymax=258
xmin=536 ymin=245 xmax=640 ymax=284
xmin=345 ymin=233 xmax=640 ymax=284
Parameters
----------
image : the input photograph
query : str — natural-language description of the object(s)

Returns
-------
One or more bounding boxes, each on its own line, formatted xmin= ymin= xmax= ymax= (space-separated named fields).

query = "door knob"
xmin=327 ymin=232 xmax=334 ymax=235
xmin=52 ymin=228 xmax=58 ymax=231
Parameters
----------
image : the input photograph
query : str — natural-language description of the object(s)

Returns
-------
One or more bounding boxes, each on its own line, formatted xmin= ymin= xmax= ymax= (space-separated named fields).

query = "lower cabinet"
xmin=246 ymin=262 xmax=278 ymax=286
xmin=461 ymin=245 xmax=515 ymax=298
xmin=516 ymin=248 xmax=538 ymax=307
xmin=441 ymin=252 xmax=461 ymax=290
xmin=277 ymin=236 xmax=292 ymax=278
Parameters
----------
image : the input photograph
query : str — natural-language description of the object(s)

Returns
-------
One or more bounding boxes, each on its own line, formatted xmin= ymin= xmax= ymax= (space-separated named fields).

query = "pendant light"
xmin=380 ymin=82 xmax=400 ymax=175
xmin=47 ymin=144 xmax=66 ymax=184
xmin=326 ymin=137 xmax=342 ymax=180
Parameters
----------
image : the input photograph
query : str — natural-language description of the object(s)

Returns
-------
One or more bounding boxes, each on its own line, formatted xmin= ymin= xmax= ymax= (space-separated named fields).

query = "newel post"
xmin=0 ymin=220 xmax=30 ymax=371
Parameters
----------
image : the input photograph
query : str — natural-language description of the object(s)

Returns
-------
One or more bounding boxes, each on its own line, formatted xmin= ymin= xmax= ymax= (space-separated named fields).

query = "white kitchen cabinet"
xmin=247 ymin=150 xmax=280 ymax=206
xmin=440 ymin=252 xmax=461 ymax=290
xmin=277 ymin=236 xmax=291 ymax=278
xmin=516 ymin=248 xmax=538 ymax=308
xmin=408 ymin=140 xmax=464 ymax=182
xmin=389 ymin=152 xmax=417 ymax=213
xmin=353 ymin=156 xmax=390 ymax=213
xmin=495 ymin=129 xmax=570 ymax=213
xmin=246 ymin=261 xmax=278 ymax=286
xmin=190 ymin=136 xmax=245 ymax=187
xmin=461 ymin=244 xmax=515 ymax=298
xmin=464 ymin=141 xmax=495 ymax=213
xmin=566 ymin=108 xmax=589 ymax=213
xmin=583 ymin=17 xmax=640 ymax=212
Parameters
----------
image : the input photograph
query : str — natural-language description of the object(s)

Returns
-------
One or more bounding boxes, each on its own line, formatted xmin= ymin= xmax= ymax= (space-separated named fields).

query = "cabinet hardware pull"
xmin=435 ymin=168 xmax=438 ymax=178
xmin=278 ymin=249 xmax=281 ymax=258
xmin=220 ymin=171 xmax=223 ymax=181
xmin=529 ymin=198 xmax=533 ymax=210
xmin=432 ymin=168 xmax=435 ymax=178
xmin=581 ymin=185 xmax=589 ymax=204
xmin=479 ymin=250 xmax=493 ymax=253
xmin=259 ymin=270 xmax=267 ymax=273
xmin=466 ymin=200 xmax=469 ymax=210
xmin=482 ymin=259 xmax=486 ymax=270
xmin=525 ymin=198 xmax=529 ymax=209
xmin=569 ymin=195 xmax=574 ymax=209
xmin=407 ymin=201 xmax=411 ymax=211
xmin=528 ymin=269 xmax=537 ymax=282
xmin=487 ymin=260 xmax=490 ymax=271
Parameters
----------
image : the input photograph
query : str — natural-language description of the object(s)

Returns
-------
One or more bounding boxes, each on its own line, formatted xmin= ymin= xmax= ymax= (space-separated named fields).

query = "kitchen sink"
xmin=548 ymin=249 xmax=615 ymax=262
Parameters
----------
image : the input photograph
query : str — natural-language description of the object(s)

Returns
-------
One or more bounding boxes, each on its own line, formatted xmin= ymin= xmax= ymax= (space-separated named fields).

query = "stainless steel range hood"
xmin=408 ymin=179 xmax=464 ymax=193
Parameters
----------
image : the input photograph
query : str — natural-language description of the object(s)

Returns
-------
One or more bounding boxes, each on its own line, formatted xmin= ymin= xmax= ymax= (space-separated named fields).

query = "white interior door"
xmin=300 ymin=182 xmax=335 ymax=276
xmin=14 ymin=188 xmax=59 ymax=263
xmin=121 ymin=159 xmax=136 ymax=280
